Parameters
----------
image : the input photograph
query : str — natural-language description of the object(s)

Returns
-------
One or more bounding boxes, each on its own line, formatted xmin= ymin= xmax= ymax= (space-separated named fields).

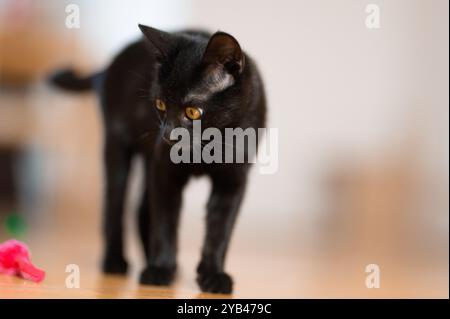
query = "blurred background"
xmin=0 ymin=0 xmax=448 ymax=298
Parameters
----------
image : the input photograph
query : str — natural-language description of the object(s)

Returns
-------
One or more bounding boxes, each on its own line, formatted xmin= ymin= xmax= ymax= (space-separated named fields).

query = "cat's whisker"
xmin=150 ymin=103 xmax=164 ymax=123
xmin=203 ymin=140 xmax=237 ymax=150
xmin=140 ymin=132 xmax=151 ymax=139
xmin=137 ymin=88 xmax=150 ymax=96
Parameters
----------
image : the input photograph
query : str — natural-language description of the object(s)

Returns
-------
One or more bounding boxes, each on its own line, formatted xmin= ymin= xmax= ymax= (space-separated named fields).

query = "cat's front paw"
xmin=197 ymin=272 xmax=233 ymax=294
xmin=102 ymin=255 xmax=128 ymax=275
xmin=139 ymin=265 xmax=176 ymax=286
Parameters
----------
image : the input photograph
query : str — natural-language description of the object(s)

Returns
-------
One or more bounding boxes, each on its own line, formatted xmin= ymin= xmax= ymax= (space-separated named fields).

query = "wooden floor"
xmin=0 ymin=215 xmax=448 ymax=299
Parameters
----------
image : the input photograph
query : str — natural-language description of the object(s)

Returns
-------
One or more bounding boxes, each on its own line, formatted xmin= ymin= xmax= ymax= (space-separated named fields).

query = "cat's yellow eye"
xmin=185 ymin=106 xmax=203 ymax=120
xmin=155 ymin=99 xmax=166 ymax=111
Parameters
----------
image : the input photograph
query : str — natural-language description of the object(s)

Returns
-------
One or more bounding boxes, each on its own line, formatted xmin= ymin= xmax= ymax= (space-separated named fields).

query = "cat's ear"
xmin=138 ymin=24 xmax=173 ymax=58
xmin=202 ymin=32 xmax=245 ymax=77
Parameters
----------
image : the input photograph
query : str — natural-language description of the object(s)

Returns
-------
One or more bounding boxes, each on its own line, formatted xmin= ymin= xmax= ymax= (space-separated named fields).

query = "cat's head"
xmin=139 ymin=24 xmax=247 ymax=144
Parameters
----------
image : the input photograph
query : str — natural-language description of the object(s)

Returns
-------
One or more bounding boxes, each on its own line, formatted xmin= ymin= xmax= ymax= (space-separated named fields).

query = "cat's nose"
xmin=162 ymin=122 xmax=177 ymax=144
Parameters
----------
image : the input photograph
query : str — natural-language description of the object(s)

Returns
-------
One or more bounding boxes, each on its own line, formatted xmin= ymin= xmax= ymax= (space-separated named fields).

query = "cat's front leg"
xmin=139 ymin=161 xmax=188 ymax=286
xmin=102 ymin=139 xmax=133 ymax=275
xmin=197 ymin=175 xmax=247 ymax=294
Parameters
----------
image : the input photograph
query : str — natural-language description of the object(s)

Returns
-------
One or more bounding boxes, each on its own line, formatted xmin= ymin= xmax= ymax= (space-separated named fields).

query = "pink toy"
xmin=0 ymin=239 xmax=45 ymax=282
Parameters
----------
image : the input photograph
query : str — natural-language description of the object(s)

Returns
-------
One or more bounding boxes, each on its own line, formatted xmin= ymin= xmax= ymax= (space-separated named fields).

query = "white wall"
xmin=77 ymin=0 xmax=191 ymax=63
xmin=182 ymin=0 xmax=449 ymax=222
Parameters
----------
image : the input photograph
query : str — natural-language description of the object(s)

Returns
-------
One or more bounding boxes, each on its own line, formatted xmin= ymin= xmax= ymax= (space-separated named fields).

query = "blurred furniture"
xmin=0 ymin=0 xmax=78 ymax=86
xmin=0 ymin=0 xmax=81 ymax=218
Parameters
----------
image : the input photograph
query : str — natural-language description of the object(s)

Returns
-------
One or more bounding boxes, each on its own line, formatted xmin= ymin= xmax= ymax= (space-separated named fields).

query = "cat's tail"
xmin=49 ymin=69 xmax=100 ymax=92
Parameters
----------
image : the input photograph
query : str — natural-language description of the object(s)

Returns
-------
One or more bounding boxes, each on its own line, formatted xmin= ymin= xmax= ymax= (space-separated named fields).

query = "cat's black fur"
xmin=51 ymin=25 xmax=266 ymax=294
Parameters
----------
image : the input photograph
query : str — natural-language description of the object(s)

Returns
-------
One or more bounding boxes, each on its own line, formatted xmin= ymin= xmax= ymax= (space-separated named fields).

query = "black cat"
xmin=51 ymin=25 xmax=266 ymax=294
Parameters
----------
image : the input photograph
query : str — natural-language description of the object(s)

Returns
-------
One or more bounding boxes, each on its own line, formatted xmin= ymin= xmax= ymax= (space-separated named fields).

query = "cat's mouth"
xmin=161 ymin=136 xmax=176 ymax=146
xmin=161 ymin=136 xmax=202 ymax=150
